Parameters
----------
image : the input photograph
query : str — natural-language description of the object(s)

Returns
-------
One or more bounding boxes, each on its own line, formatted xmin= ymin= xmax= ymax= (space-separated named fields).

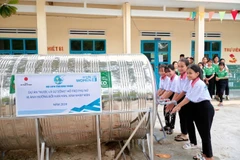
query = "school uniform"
xmin=216 ymin=69 xmax=228 ymax=102
xmin=186 ymin=78 xmax=215 ymax=158
xmin=164 ymin=74 xmax=179 ymax=130
xmin=212 ymin=63 xmax=219 ymax=95
xmin=176 ymin=72 xmax=192 ymax=135
xmin=159 ymin=75 xmax=170 ymax=91
xmin=224 ymin=65 xmax=230 ymax=96
xmin=204 ymin=66 xmax=215 ymax=98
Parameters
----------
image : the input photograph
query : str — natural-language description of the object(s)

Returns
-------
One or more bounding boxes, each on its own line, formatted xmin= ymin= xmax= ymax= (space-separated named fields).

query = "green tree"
xmin=0 ymin=0 xmax=18 ymax=18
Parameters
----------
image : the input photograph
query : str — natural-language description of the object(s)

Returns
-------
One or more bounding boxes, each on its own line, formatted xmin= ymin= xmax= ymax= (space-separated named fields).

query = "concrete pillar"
xmin=194 ymin=6 xmax=205 ymax=63
xmin=122 ymin=3 xmax=131 ymax=54
xmin=36 ymin=0 xmax=47 ymax=55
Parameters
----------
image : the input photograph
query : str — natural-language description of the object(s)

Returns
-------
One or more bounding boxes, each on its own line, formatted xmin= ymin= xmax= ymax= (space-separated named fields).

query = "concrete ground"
xmin=1 ymin=99 xmax=240 ymax=160
xmin=150 ymin=99 xmax=240 ymax=160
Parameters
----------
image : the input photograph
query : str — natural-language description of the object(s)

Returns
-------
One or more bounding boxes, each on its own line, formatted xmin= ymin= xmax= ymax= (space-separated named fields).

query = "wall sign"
xmin=224 ymin=48 xmax=240 ymax=52
xmin=15 ymin=73 xmax=102 ymax=117
xmin=48 ymin=46 xmax=64 ymax=51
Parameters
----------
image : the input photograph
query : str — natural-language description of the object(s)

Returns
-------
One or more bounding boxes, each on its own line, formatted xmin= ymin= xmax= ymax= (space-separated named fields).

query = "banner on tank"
xmin=15 ymin=73 xmax=102 ymax=117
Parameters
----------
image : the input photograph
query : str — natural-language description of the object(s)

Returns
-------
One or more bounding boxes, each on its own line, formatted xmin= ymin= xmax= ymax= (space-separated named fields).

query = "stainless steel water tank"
xmin=0 ymin=54 xmax=156 ymax=150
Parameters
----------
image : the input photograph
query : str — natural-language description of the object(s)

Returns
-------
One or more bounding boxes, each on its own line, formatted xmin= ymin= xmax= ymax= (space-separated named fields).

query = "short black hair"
xmin=179 ymin=58 xmax=190 ymax=67
xmin=190 ymin=57 xmax=194 ymax=60
xmin=180 ymin=54 xmax=185 ymax=57
xmin=220 ymin=58 xmax=225 ymax=62
xmin=164 ymin=64 xmax=174 ymax=73
xmin=219 ymin=62 xmax=225 ymax=67
xmin=159 ymin=64 xmax=166 ymax=70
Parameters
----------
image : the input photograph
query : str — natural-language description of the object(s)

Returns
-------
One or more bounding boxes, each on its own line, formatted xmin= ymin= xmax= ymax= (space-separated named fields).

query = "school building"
xmin=0 ymin=0 xmax=240 ymax=91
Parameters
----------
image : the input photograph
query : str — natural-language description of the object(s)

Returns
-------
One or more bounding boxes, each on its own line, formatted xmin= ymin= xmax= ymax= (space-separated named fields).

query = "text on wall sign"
xmin=48 ymin=46 xmax=64 ymax=51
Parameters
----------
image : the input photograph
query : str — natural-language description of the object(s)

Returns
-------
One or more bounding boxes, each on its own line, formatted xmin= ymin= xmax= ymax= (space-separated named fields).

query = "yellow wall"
xmin=0 ymin=15 xmax=123 ymax=54
xmin=1 ymin=15 xmax=240 ymax=64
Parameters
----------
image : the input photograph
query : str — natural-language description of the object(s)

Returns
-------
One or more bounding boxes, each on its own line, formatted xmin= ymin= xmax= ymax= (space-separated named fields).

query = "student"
xmin=172 ymin=64 xmax=215 ymax=160
xmin=216 ymin=62 xmax=229 ymax=106
xmin=180 ymin=54 xmax=185 ymax=60
xmin=198 ymin=62 xmax=206 ymax=81
xmin=220 ymin=58 xmax=230 ymax=100
xmin=202 ymin=56 xmax=208 ymax=67
xmin=212 ymin=55 xmax=219 ymax=100
xmin=165 ymin=58 xmax=193 ymax=142
xmin=160 ymin=64 xmax=179 ymax=134
xmin=204 ymin=59 xmax=215 ymax=98
xmin=172 ymin=61 xmax=180 ymax=75
xmin=189 ymin=57 xmax=194 ymax=64
xmin=157 ymin=64 xmax=170 ymax=97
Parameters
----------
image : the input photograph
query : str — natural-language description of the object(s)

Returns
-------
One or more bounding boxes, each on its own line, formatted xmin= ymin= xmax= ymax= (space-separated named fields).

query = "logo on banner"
xmin=54 ymin=75 xmax=64 ymax=84
xmin=76 ymin=75 xmax=97 ymax=83
xmin=19 ymin=76 xmax=32 ymax=87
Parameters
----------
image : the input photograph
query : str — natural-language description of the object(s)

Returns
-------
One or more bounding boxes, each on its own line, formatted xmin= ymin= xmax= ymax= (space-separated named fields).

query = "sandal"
xmin=193 ymin=153 xmax=205 ymax=160
xmin=175 ymin=136 xmax=188 ymax=142
xmin=183 ymin=143 xmax=198 ymax=150
xmin=174 ymin=134 xmax=182 ymax=138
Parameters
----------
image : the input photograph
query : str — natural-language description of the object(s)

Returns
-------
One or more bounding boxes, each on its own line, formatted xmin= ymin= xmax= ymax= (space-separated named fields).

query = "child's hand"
xmin=216 ymin=77 xmax=219 ymax=81
xmin=165 ymin=104 xmax=174 ymax=113
xmin=171 ymin=105 xmax=181 ymax=114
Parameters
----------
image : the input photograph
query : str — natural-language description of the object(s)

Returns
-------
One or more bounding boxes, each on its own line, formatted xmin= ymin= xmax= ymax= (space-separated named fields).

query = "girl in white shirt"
xmin=172 ymin=64 xmax=215 ymax=160
xmin=160 ymin=64 xmax=179 ymax=134
xmin=165 ymin=58 xmax=193 ymax=142
xmin=157 ymin=64 xmax=170 ymax=97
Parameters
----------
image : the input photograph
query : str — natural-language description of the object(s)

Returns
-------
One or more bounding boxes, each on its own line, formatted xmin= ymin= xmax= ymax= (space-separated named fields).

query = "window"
xmin=0 ymin=38 xmax=38 ymax=55
xmin=70 ymin=39 xmax=106 ymax=54
xmin=191 ymin=41 xmax=221 ymax=60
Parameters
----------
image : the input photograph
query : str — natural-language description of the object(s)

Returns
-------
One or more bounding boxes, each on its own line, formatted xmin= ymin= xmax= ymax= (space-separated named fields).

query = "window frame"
xmin=0 ymin=38 xmax=38 ymax=55
xmin=69 ymin=39 xmax=106 ymax=54
xmin=191 ymin=40 xmax=221 ymax=60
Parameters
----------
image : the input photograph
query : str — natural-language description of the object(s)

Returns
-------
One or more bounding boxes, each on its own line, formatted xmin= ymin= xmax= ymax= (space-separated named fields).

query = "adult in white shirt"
xmin=172 ymin=64 xmax=215 ymax=160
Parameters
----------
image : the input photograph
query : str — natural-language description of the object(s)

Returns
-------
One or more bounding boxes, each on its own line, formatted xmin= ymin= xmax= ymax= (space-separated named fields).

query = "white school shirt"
xmin=177 ymin=72 xmax=191 ymax=93
xmin=167 ymin=74 xmax=179 ymax=93
xmin=159 ymin=76 xmax=170 ymax=90
xmin=186 ymin=78 xmax=211 ymax=103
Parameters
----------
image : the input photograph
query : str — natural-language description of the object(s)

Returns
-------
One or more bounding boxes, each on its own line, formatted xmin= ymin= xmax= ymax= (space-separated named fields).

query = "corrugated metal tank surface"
xmin=0 ymin=54 xmax=156 ymax=150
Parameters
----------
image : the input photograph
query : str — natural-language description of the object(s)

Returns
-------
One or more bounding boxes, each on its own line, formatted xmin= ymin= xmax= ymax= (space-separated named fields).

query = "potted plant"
xmin=0 ymin=0 xmax=18 ymax=18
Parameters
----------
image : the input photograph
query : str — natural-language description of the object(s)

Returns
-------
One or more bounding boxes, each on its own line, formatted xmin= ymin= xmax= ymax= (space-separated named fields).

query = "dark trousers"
xmin=163 ymin=93 xmax=176 ymax=129
xmin=215 ymin=75 xmax=218 ymax=95
xmin=217 ymin=79 xmax=228 ymax=102
xmin=178 ymin=96 xmax=188 ymax=135
xmin=187 ymin=100 xmax=215 ymax=158
xmin=206 ymin=75 xmax=215 ymax=98
xmin=225 ymin=79 xmax=229 ymax=95
xmin=186 ymin=102 xmax=197 ymax=145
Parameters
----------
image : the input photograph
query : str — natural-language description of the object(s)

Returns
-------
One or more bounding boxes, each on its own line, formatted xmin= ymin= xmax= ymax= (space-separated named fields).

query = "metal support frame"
xmin=96 ymin=115 xmax=102 ymax=160
xmin=154 ymin=99 xmax=177 ymax=142
xmin=33 ymin=109 xmax=154 ymax=160
xmin=114 ymin=110 xmax=153 ymax=160
xmin=35 ymin=119 xmax=41 ymax=160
